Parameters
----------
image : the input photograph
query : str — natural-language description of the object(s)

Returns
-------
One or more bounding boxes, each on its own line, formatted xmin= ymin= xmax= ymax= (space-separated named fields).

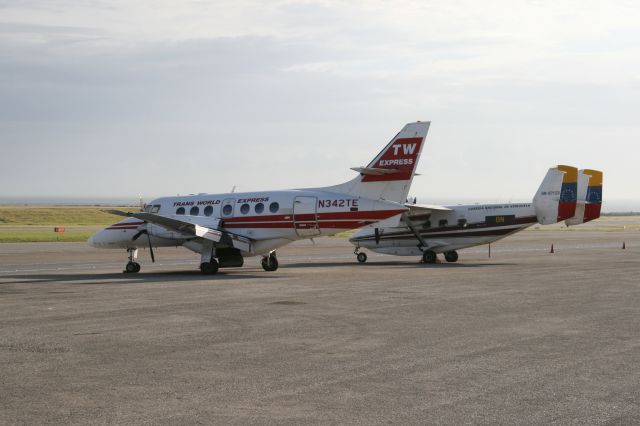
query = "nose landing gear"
xmin=261 ymin=251 xmax=279 ymax=271
xmin=354 ymin=248 xmax=368 ymax=263
xmin=124 ymin=248 xmax=141 ymax=273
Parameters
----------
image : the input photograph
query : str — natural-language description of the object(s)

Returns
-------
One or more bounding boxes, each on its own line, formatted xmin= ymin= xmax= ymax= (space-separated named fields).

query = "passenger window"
xmin=439 ymin=219 xmax=448 ymax=228
xmin=204 ymin=205 xmax=213 ymax=216
xmin=457 ymin=219 xmax=467 ymax=227
xmin=176 ymin=207 xmax=185 ymax=215
xmin=255 ymin=203 xmax=264 ymax=214
xmin=240 ymin=203 xmax=250 ymax=215
xmin=222 ymin=204 xmax=233 ymax=216
xmin=269 ymin=202 xmax=279 ymax=213
xmin=190 ymin=206 xmax=199 ymax=216
xmin=151 ymin=205 xmax=161 ymax=213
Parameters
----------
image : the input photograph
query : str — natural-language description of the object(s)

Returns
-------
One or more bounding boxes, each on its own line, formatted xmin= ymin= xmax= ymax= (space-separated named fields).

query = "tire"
xmin=200 ymin=260 xmax=219 ymax=275
xmin=444 ymin=251 xmax=459 ymax=263
xmin=125 ymin=262 xmax=139 ymax=273
xmin=262 ymin=255 xmax=278 ymax=272
xmin=422 ymin=250 xmax=437 ymax=264
xmin=356 ymin=252 xmax=367 ymax=263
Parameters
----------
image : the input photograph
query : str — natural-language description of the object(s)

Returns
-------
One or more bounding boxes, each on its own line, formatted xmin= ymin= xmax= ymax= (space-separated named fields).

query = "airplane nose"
xmin=88 ymin=232 xmax=102 ymax=247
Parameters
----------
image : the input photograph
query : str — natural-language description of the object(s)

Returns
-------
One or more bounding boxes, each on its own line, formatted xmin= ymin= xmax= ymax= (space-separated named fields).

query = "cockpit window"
xmin=151 ymin=204 xmax=161 ymax=213
xmin=144 ymin=205 xmax=153 ymax=213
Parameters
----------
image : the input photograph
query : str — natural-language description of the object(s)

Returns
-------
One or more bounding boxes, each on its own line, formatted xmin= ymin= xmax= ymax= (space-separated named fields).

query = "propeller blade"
xmin=146 ymin=231 xmax=155 ymax=263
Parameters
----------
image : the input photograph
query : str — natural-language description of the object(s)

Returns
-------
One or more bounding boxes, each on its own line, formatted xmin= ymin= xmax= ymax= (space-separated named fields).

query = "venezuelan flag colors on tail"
xmin=556 ymin=165 xmax=578 ymax=222
xmin=583 ymin=169 xmax=603 ymax=222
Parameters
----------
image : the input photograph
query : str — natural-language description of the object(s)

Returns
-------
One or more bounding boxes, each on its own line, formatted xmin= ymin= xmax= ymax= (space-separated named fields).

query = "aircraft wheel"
xmin=261 ymin=254 xmax=279 ymax=272
xmin=356 ymin=252 xmax=368 ymax=263
xmin=125 ymin=261 xmax=140 ymax=273
xmin=444 ymin=251 xmax=459 ymax=263
xmin=422 ymin=250 xmax=437 ymax=264
xmin=200 ymin=259 xmax=219 ymax=275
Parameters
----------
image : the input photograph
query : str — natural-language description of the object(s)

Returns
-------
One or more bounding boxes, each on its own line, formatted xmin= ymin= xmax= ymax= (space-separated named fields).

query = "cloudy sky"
xmin=1 ymin=0 xmax=638 ymax=209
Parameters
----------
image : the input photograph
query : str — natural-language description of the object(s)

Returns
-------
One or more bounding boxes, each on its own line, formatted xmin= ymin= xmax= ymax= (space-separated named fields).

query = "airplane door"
xmin=293 ymin=196 xmax=320 ymax=237
xmin=221 ymin=198 xmax=235 ymax=218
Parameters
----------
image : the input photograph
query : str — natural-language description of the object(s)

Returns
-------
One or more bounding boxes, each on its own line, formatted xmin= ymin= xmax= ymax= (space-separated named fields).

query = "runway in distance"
xmin=89 ymin=122 xmax=431 ymax=274
xmin=350 ymin=167 xmax=603 ymax=264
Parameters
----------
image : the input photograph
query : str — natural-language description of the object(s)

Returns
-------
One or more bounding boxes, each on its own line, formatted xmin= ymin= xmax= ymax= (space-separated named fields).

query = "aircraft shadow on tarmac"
xmin=282 ymin=261 xmax=512 ymax=269
xmin=0 ymin=270 xmax=277 ymax=285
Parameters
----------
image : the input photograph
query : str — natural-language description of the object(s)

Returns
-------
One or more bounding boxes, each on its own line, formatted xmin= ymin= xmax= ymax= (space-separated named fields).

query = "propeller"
xmin=132 ymin=227 xmax=155 ymax=263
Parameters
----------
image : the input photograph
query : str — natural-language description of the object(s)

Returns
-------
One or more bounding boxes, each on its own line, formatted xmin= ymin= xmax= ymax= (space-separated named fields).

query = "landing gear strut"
xmin=261 ymin=251 xmax=279 ymax=272
xmin=124 ymin=248 xmax=141 ymax=273
xmin=444 ymin=251 xmax=459 ymax=263
xmin=421 ymin=250 xmax=437 ymax=264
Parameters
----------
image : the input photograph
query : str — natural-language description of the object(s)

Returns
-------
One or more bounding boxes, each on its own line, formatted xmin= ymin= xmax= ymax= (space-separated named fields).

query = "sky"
xmin=1 ymin=0 xmax=639 ymax=210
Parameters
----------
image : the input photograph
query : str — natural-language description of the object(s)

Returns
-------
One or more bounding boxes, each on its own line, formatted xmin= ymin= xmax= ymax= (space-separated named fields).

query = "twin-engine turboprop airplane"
xmin=89 ymin=122 xmax=431 ymax=274
xmin=350 ymin=166 xmax=603 ymax=264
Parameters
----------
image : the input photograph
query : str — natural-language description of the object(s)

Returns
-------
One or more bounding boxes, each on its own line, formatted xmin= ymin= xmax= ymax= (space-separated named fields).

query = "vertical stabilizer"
xmin=533 ymin=165 xmax=578 ymax=225
xmin=565 ymin=170 xmax=590 ymax=226
xmin=321 ymin=122 xmax=430 ymax=203
xmin=557 ymin=165 xmax=578 ymax=221
xmin=583 ymin=169 xmax=603 ymax=222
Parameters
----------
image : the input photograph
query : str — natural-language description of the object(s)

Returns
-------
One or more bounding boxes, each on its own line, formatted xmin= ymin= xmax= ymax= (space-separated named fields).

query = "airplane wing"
xmin=105 ymin=210 xmax=253 ymax=252
xmin=403 ymin=203 xmax=451 ymax=221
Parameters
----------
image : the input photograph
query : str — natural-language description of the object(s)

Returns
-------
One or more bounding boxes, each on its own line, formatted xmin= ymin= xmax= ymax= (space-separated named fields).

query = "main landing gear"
xmin=261 ymin=251 xmax=279 ymax=271
xmin=124 ymin=248 xmax=141 ymax=273
xmin=421 ymin=250 xmax=459 ymax=264
xmin=200 ymin=258 xmax=219 ymax=275
xmin=444 ymin=250 xmax=459 ymax=263
xmin=421 ymin=250 xmax=437 ymax=264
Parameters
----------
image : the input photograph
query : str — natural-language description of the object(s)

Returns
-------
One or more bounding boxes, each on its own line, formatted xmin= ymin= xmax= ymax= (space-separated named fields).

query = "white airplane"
xmin=89 ymin=121 xmax=431 ymax=274
xmin=350 ymin=166 xmax=603 ymax=263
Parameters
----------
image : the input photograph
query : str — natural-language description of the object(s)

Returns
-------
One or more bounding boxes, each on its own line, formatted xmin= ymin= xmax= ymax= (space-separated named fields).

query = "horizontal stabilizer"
xmin=351 ymin=167 xmax=401 ymax=175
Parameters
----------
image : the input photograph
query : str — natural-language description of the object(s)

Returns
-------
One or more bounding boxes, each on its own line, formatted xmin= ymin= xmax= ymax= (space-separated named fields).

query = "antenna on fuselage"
xmin=231 ymin=186 xmax=237 ymax=193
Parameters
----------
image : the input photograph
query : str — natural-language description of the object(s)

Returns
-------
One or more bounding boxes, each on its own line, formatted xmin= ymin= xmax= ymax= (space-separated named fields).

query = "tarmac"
xmin=1 ymin=231 xmax=639 ymax=425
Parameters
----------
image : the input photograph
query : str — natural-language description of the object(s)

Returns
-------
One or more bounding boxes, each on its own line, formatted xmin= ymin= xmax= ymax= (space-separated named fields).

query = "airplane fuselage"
xmin=350 ymin=203 xmax=538 ymax=256
xmin=90 ymin=189 xmax=406 ymax=255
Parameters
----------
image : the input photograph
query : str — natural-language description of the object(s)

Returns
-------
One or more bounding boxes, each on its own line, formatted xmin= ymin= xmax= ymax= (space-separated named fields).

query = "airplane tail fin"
xmin=321 ymin=121 xmax=430 ymax=203
xmin=532 ymin=165 xmax=578 ymax=225
xmin=565 ymin=170 xmax=590 ymax=226
xmin=583 ymin=169 xmax=603 ymax=223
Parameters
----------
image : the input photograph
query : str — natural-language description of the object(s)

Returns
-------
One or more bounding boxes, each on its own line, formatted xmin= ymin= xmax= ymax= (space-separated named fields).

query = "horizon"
xmin=1 ymin=1 xmax=639 ymax=203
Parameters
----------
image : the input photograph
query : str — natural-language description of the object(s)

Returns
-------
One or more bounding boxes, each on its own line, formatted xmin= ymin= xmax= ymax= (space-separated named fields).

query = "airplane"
xmin=349 ymin=166 xmax=603 ymax=263
xmin=89 ymin=121 xmax=431 ymax=274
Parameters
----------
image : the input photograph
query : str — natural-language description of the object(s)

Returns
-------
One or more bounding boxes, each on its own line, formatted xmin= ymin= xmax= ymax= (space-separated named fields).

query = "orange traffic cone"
xmin=550 ymin=244 xmax=555 ymax=254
